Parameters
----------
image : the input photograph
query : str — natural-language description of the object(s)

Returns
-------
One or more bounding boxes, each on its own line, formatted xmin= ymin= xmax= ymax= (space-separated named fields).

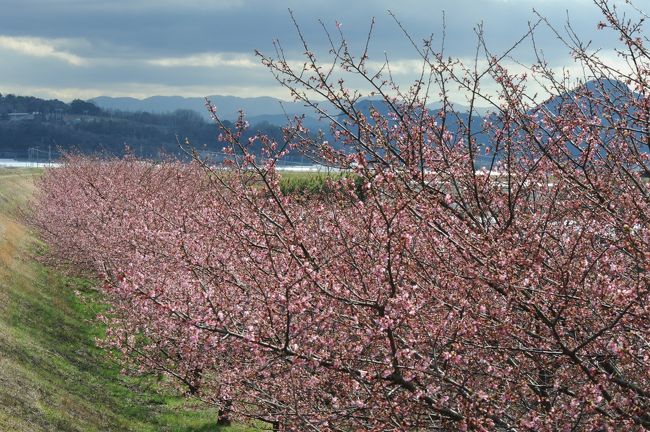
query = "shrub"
xmin=33 ymin=2 xmax=650 ymax=430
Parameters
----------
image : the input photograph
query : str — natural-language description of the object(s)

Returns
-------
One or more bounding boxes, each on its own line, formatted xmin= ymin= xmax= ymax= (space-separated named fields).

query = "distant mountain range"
xmin=90 ymin=95 xmax=317 ymax=123
xmin=90 ymin=95 xmax=494 ymax=126
xmin=88 ymin=78 xmax=640 ymax=167
xmin=1 ymin=78 xmax=636 ymax=163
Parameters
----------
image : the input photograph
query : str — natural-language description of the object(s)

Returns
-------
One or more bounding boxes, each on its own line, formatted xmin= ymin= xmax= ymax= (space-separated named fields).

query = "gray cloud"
xmin=0 ymin=0 xmax=639 ymax=102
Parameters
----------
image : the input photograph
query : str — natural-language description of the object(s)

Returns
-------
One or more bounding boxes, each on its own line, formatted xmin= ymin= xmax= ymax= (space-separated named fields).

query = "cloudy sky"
xmin=0 ymin=0 xmax=632 ymax=103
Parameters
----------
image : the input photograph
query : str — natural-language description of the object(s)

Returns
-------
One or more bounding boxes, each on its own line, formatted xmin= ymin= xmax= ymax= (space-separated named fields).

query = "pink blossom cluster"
xmin=31 ymin=2 xmax=650 ymax=429
xmin=32 ymin=107 xmax=649 ymax=430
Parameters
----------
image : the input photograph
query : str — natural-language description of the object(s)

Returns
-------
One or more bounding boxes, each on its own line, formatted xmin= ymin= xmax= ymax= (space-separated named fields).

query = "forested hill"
xmin=1 ymin=79 xmax=631 ymax=163
xmin=0 ymin=93 xmax=290 ymax=161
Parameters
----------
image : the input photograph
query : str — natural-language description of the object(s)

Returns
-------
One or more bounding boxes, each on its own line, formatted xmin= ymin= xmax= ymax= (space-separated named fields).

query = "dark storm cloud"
xmin=0 ymin=0 xmax=636 ymax=101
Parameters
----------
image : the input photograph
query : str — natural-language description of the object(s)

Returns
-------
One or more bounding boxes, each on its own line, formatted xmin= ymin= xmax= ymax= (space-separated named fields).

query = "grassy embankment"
xmin=0 ymin=168 xmax=257 ymax=431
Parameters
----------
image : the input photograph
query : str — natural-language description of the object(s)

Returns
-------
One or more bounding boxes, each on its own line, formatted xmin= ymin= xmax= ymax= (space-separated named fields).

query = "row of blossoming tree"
xmin=32 ymin=1 xmax=648 ymax=430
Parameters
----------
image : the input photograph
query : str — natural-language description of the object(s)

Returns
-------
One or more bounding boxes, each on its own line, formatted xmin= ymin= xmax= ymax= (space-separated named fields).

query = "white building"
xmin=8 ymin=112 xmax=38 ymax=121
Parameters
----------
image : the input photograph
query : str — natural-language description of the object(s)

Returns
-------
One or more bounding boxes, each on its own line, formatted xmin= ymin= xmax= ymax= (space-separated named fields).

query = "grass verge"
xmin=0 ymin=167 xmax=256 ymax=432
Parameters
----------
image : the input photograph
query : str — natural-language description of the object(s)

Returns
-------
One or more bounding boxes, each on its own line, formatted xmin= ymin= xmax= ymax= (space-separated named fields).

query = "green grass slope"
xmin=0 ymin=168 xmax=255 ymax=432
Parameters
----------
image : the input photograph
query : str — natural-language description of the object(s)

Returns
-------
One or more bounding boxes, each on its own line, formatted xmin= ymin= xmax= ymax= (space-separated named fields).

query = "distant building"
xmin=8 ymin=112 xmax=38 ymax=121
xmin=47 ymin=109 xmax=64 ymax=122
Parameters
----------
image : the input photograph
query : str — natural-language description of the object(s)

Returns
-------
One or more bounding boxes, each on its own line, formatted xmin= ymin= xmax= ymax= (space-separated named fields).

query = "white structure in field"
xmin=7 ymin=112 xmax=38 ymax=121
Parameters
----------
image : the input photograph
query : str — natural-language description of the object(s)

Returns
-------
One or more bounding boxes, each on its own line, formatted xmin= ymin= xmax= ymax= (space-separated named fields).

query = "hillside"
xmin=90 ymin=95 xmax=319 ymax=122
xmin=0 ymin=168 xmax=254 ymax=431
xmin=0 ymin=93 xmax=306 ymax=162
xmin=3 ymin=79 xmax=637 ymax=166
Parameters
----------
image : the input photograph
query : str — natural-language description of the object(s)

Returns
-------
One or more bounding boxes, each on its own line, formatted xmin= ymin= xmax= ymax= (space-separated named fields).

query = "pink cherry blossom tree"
xmin=31 ymin=1 xmax=649 ymax=430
